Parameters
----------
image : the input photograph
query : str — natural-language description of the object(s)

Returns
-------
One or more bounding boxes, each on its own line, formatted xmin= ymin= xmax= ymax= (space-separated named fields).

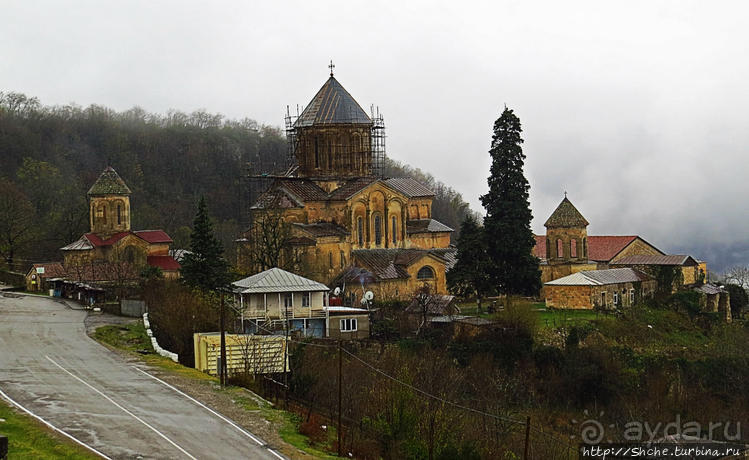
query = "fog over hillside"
xmin=2 ymin=0 xmax=747 ymax=272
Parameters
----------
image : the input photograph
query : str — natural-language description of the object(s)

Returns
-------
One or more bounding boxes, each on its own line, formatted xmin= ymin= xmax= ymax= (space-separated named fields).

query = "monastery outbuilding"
xmin=536 ymin=196 xmax=709 ymax=309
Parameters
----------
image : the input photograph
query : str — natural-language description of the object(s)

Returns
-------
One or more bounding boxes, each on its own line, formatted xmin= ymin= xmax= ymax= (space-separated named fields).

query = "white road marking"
xmin=0 ymin=386 xmax=113 ymax=460
xmin=134 ymin=367 xmax=288 ymax=460
xmin=45 ymin=356 xmax=197 ymax=460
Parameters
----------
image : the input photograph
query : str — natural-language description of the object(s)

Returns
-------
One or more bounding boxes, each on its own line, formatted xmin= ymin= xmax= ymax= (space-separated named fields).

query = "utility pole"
xmin=524 ymin=416 xmax=531 ymax=460
xmin=220 ymin=290 xmax=227 ymax=388
xmin=283 ymin=294 xmax=289 ymax=409
xmin=337 ymin=339 xmax=343 ymax=457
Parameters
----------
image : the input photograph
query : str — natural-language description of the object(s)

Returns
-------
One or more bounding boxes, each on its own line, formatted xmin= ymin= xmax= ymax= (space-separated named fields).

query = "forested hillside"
xmin=0 ymin=92 xmax=474 ymax=271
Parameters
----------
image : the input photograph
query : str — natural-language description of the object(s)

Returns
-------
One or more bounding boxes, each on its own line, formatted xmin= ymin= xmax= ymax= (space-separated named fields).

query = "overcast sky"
xmin=2 ymin=0 xmax=748 ymax=270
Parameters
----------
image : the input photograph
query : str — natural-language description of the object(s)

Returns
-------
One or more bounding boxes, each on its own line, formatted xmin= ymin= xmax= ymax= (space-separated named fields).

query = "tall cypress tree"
xmin=180 ymin=196 xmax=231 ymax=291
xmin=447 ymin=215 xmax=492 ymax=310
xmin=480 ymin=107 xmax=540 ymax=299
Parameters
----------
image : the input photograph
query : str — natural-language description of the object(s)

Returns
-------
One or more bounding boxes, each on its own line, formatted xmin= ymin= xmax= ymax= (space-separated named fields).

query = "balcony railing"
xmin=242 ymin=307 xmax=326 ymax=320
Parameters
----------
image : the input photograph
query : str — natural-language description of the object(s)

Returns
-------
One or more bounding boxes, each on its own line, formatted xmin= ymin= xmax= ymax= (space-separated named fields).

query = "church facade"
xmin=61 ymin=167 xmax=180 ymax=281
xmin=240 ymin=73 xmax=455 ymax=300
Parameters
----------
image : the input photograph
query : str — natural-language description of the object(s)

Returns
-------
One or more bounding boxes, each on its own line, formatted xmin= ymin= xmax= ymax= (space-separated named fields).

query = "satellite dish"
xmin=361 ymin=298 xmax=367 ymax=305
xmin=333 ymin=287 xmax=341 ymax=296
xmin=364 ymin=291 xmax=374 ymax=301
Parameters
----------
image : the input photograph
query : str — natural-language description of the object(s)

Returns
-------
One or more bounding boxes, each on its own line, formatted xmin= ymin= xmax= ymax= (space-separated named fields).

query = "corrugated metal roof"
xmin=383 ymin=177 xmax=435 ymax=198
xmin=613 ymin=254 xmax=698 ymax=266
xmin=232 ymin=267 xmax=329 ymax=293
xmin=87 ymin=167 xmax=132 ymax=196
xmin=406 ymin=219 xmax=453 ymax=234
xmin=695 ymin=284 xmax=725 ymax=295
xmin=60 ymin=237 xmax=94 ymax=251
xmin=294 ymin=77 xmax=371 ymax=127
xmin=429 ymin=247 xmax=457 ymax=271
xmin=544 ymin=197 xmax=589 ymax=228
xmin=545 ymin=268 xmax=652 ymax=286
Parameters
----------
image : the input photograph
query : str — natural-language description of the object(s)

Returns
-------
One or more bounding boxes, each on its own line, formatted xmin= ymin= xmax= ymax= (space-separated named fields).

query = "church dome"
xmin=294 ymin=76 xmax=371 ymax=127
xmin=544 ymin=197 xmax=589 ymax=228
xmin=87 ymin=166 xmax=132 ymax=196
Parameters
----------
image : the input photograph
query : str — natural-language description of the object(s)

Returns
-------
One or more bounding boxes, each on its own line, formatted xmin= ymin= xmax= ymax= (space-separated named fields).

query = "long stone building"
xmin=240 ymin=71 xmax=455 ymax=300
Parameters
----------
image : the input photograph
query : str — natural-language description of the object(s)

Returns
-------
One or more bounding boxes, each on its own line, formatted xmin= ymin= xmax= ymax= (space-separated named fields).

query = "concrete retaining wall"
xmin=121 ymin=299 xmax=146 ymax=317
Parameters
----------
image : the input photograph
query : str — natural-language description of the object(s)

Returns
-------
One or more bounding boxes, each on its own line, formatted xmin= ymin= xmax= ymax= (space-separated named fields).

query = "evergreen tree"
xmin=447 ymin=215 xmax=492 ymax=310
xmin=180 ymin=196 xmax=231 ymax=291
xmin=480 ymin=107 xmax=541 ymax=299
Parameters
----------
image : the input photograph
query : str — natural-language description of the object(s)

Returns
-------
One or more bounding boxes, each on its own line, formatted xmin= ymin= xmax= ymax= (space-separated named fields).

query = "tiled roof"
xmin=147 ymin=255 xmax=181 ymax=271
xmin=252 ymin=189 xmax=303 ymax=209
xmin=27 ymin=262 xmax=66 ymax=278
xmin=406 ymin=219 xmax=453 ymax=234
xmin=383 ymin=177 xmax=434 ymax=198
xmin=587 ymin=236 xmax=640 ymax=262
xmin=294 ymin=77 xmax=371 ymax=127
xmin=613 ymin=254 xmax=698 ymax=266
xmin=133 ymin=230 xmax=173 ymax=244
xmin=83 ymin=232 xmax=130 ymax=247
xmin=545 ymin=268 xmax=652 ymax=286
xmin=429 ymin=247 xmax=458 ymax=271
xmin=279 ymin=180 xmax=329 ymax=202
xmin=544 ymin=197 xmax=589 ymax=228
xmin=87 ymin=167 xmax=132 ymax=196
xmin=328 ymin=177 xmax=378 ymax=201
xmin=534 ymin=235 xmax=546 ymax=258
xmin=352 ymin=249 xmax=447 ymax=281
xmin=232 ymin=267 xmax=329 ymax=294
xmin=293 ymin=222 xmax=349 ymax=238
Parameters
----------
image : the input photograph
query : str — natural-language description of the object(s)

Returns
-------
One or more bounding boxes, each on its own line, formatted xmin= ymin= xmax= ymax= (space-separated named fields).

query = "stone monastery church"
xmin=60 ymin=167 xmax=180 ymax=280
xmin=241 ymin=70 xmax=456 ymax=299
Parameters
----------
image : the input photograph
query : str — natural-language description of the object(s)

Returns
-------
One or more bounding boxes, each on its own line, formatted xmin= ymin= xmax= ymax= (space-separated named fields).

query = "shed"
xmin=544 ymin=268 xmax=655 ymax=310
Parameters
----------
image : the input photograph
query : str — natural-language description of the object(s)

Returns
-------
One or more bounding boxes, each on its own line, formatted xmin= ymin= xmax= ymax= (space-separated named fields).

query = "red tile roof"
xmin=587 ymin=236 xmax=639 ymax=262
xmin=83 ymin=230 xmax=173 ymax=247
xmin=84 ymin=232 xmax=130 ymax=247
xmin=27 ymin=262 xmax=66 ymax=278
xmin=147 ymin=255 xmax=181 ymax=271
xmin=133 ymin=230 xmax=173 ymax=244
xmin=534 ymin=235 xmax=644 ymax=262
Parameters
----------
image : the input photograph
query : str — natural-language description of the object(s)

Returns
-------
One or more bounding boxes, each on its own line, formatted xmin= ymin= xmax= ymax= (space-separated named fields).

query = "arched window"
xmin=357 ymin=217 xmax=363 ymax=246
xmin=98 ymin=205 xmax=107 ymax=225
xmin=374 ymin=215 xmax=382 ymax=245
xmin=557 ymin=239 xmax=563 ymax=258
xmin=391 ymin=216 xmax=397 ymax=244
xmin=583 ymin=237 xmax=587 ymax=258
xmin=570 ymin=239 xmax=577 ymax=258
xmin=117 ymin=203 xmax=122 ymax=225
xmin=546 ymin=238 xmax=551 ymax=259
xmin=124 ymin=246 xmax=137 ymax=264
xmin=329 ymin=251 xmax=333 ymax=268
xmin=417 ymin=266 xmax=435 ymax=280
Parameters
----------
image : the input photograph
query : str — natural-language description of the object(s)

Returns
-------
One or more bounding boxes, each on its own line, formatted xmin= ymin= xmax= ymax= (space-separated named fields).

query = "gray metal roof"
xmin=60 ymin=236 xmax=94 ymax=251
xmin=383 ymin=177 xmax=435 ymax=197
xmin=406 ymin=219 xmax=453 ymax=234
xmin=613 ymin=254 xmax=698 ymax=266
xmin=294 ymin=77 xmax=371 ymax=127
xmin=545 ymin=268 xmax=651 ymax=286
xmin=694 ymin=284 xmax=725 ymax=295
xmin=232 ymin=267 xmax=329 ymax=294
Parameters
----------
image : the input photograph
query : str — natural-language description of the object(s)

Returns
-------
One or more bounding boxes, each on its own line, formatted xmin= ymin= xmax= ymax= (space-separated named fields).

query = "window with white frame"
xmin=340 ymin=318 xmax=358 ymax=332
xmin=613 ymin=292 xmax=619 ymax=306
xmin=284 ymin=293 xmax=293 ymax=308
xmin=630 ymin=289 xmax=635 ymax=304
xmin=302 ymin=292 xmax=310 ymax=308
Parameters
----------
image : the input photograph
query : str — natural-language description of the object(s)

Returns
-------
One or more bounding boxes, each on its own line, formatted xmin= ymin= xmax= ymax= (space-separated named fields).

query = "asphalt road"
xmin=0 ymin=293 xmax=283 ymax=459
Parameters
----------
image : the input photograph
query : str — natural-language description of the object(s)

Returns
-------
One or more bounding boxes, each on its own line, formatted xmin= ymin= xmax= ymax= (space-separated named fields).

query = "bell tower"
xmin=87 ymin=166 xmax=132 ymax=238
xmin=544 ymin=195 xmax=589 ymax=264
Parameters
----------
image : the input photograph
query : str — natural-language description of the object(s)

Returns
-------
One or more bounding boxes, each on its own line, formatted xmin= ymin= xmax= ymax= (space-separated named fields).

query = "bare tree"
xmin=243 ymin=208 xmax=305 ymax=273
xmin=0 ymin=179 xmax=36 ymax=269
xmin=724 ymin=265 xmax=749 ymax=289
